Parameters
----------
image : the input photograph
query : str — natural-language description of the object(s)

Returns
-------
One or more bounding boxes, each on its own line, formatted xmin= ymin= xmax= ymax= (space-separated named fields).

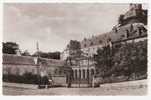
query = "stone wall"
xmin=3 ymin=64 xmax=38 ymax=75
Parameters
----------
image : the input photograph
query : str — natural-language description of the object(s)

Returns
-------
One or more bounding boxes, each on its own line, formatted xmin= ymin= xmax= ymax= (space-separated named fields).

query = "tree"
xmin=68 ymin=40 xmax=82 ymax=58
xmin=22 ymin=50 xmax=30 ymax=56
xmin=67 ymin=40 xmax=82 ymax=65
xmin=48 ymin=52 xmax=60 ymax=59
xmin=32 ymin=51 xmax=60 ymax=59
xmin=3 ymin=42 xmax=19 ymax=54
xmin=94 ymin=44 xmax=112 ymax=77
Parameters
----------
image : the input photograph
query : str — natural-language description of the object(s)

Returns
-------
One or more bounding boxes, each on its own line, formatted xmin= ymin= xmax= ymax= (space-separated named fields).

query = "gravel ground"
xmin=3 ymin=80 xmax=147 ymax=96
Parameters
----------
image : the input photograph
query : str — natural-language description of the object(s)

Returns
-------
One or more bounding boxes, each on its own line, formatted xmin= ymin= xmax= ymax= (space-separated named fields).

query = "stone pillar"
xmin=81 ymin=69 xmax=83 ymax=79
xmin=87 ymin=69 xmax=89 ymax=79
xmin=73 ymin=69 xmax=75 ymax=80
xmin=85 ymin=69 xmax=87 ymax=79
xmin=77 ymin=69 xmax=79 ymax=79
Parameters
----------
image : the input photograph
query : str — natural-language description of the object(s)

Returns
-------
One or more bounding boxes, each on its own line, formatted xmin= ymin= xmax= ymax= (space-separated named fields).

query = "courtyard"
xmin=3 ymin=79 xmax=147 ymax=95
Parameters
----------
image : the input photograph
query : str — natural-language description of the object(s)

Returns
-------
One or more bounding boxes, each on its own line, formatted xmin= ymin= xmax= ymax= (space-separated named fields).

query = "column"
xmin=85 ymin=69 xmax=87 ymax=79
xmin=87 ymin=69 xmax=89 ymax=80
xmin=77 ymin=69 xmax=79 ymax=79
xmin=81 ymin=69 xmax=83 ymax=79
xmin=73 ymin=69 xmax=75 ymax=80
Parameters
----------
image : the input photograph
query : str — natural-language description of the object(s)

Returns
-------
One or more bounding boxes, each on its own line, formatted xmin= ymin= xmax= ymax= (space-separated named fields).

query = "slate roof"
xmin=80 ymin=23 xmax=147 ymax=49
xmin=3 ymin=54 xmax=64 ymax=67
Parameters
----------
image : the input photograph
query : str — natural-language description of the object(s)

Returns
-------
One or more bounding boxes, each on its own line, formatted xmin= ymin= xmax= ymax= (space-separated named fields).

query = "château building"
xmin=60 ymin=4 xmax=147 ymax=84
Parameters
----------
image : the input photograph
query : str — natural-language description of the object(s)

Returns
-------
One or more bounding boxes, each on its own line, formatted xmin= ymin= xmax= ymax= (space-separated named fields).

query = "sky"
xmin=3 ymin=3 xmax=147 ymax=54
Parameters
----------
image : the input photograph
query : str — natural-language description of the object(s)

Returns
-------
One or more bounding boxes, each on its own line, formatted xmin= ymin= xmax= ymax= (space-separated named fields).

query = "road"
xmin=3 ymin=80 xmax=147 ymax=95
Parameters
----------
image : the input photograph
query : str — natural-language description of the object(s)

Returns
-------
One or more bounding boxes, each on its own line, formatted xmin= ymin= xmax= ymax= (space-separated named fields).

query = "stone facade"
xmin=3 ymin=54 xmax=64 ymax=77
xmin=60 ymin=4 xmax=147 ymax=84
xmin=123 ymin=4 xmax=147 ymax=25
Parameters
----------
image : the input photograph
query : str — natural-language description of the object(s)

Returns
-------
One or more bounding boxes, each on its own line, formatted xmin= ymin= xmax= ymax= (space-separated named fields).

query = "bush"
xmin=94 ymin=40 xmax=147 ymax=83
xmin=3 ymin=73 xmax=39 ymax=84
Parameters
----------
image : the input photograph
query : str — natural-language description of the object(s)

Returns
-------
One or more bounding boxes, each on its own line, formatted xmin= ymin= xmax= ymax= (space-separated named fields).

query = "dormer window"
xmin=138 ymin=27 xmax=142 ymax=36
xmin=126 ymin=29 xmax=130 ymax=38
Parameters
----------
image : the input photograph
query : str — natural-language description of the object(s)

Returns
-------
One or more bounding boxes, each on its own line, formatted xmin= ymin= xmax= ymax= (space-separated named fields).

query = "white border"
xmin=2 ymin=0 xmax=149 ymax=3
xmin=0 ymin=0 xmax=3 ymax=96
xmin=0 ymin=0 xmax=150 ymax=99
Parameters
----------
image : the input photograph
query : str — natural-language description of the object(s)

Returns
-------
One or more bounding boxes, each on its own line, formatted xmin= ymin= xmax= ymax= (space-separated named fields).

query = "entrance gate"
xmin=71 ymin=68 xmax=95 ymax=87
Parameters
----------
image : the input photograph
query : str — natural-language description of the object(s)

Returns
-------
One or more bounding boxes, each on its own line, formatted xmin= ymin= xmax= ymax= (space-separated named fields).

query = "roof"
xmin=80 ymin=23 xmax=147 ymax=49
xmin=39 ymin=57 xmax=64 ymax=67
xmin=3 ymin=54 xmax=34 ymax=65
xmin=81 ymin=33 xmax=111 ymax=48
xmin=123 ymin=9 xmax=137 ymax=20
xmin=110 ymin=23 xmax=147 ymax=42
xmin=3 ymin=54 xmax=64 ymax=67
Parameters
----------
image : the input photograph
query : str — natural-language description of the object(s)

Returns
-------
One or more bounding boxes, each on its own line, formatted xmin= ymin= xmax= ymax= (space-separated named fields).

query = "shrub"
xmin=3 ymin=72 xmax=39 ymax=84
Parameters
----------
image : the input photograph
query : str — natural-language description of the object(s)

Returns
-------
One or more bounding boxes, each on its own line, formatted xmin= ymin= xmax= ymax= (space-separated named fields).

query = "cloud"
xmin=5 ymin=3 xmax=145 ymax=54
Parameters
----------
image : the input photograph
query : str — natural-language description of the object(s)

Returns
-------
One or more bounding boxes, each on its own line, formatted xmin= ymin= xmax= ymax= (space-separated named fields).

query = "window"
xmin=84 ymin=44 xmax=87 ymax=47
xmin=90 ymin=42 xmax=93 ymax=46
xmin=138 ymin=27 xmax=142 ymax=36
xmin=126 ymin=29 xmax=130 ymax=38
xmin=91 ymin=69 xmax=94 ymax=75
xmin=121 ymin=34 xmax=125 ymax=38
xmin=130 ymin=24 xmax=134 ymax=32
xmin=99 ymin=40 xmax=102 ymax=44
